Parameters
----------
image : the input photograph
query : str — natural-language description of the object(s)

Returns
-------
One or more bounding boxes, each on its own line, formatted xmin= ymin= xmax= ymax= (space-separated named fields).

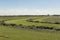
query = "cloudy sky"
xmin=0 ymin=0 xmax=60 ymax=15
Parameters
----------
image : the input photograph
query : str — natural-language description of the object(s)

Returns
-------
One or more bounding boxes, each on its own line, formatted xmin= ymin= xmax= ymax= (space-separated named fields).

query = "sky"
xmin=0 ymin=0 xmax=60 ymax=15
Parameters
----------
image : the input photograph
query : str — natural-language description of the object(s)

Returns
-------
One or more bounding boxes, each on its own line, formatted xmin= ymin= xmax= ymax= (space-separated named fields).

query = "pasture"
xmin=0 ymin=15 xmax=60 ymax=40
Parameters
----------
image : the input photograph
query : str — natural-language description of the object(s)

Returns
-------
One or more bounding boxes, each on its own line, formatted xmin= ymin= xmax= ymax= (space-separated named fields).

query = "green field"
xmin=0 ymin=26 xmax=60 ymax=40
xmin=0 ymin=16 xmax=60 ymax=40
xmin=5 ymin=16 xmax=60 ymax=28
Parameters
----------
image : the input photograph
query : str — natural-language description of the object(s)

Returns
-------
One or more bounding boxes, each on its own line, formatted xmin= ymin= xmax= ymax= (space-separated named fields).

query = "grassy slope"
xmin=0 ymin=26 xmax=60 ymax=40
xmin=5 ymin=16 xmax=60 ymax=28
xmin=43 ymin=16 xmax=60 ymax=22
xmin=0 ymin=16 xmax=60 ymax=40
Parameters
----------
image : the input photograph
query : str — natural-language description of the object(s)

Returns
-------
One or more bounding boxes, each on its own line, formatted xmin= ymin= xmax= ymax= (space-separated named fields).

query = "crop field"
xmin=0 ymin=15 xmax=60 ymax=40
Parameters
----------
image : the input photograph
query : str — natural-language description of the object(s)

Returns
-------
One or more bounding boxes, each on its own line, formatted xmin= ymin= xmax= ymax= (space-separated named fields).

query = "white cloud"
xmin=0 ymin=8 xmax=60 ymax=15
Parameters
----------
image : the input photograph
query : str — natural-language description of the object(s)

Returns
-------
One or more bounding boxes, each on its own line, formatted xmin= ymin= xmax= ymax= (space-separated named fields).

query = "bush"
xmin=19 ymin=24 xmax=23 ymax=26
xmin=34 ymin=21 xmax=39 ymax=23
xmin=55 ymin=28 xmax=60 ymax=31
xmin=9 ymin=24 xmax=17 ymax=26
xmin=54 ymin=22 xmax=60 ymax=24
xmin=26 ymin=19 xmax=34 ymax=22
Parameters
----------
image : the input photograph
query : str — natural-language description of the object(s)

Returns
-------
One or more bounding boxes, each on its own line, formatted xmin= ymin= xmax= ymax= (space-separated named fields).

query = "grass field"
xmin=5 ymin=16 xmax=60 ymax=28
xmin=0 ymin=26 xmax=60 ymax=40
xmin=0 ymin=16 xmax=60 ymax=40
